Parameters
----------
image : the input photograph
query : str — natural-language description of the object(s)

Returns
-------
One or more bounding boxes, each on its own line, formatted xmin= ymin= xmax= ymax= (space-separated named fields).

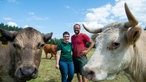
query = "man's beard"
xmin=75 ymin=30 xmax=79 ymax=35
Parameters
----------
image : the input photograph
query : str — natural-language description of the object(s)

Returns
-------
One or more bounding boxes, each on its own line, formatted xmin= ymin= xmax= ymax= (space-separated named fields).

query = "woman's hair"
xmin=63 ymin=31 xmax=70 ymax=36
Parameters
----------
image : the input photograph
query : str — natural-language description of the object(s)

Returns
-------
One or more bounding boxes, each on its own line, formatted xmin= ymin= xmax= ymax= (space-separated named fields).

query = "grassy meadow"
xmin=28 ymin=49 xmax=130 ymax=82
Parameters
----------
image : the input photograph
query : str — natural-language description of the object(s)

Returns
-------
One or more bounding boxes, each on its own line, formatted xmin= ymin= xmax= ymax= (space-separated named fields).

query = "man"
xmin=71 ymin=24 xmax=94 ymax=82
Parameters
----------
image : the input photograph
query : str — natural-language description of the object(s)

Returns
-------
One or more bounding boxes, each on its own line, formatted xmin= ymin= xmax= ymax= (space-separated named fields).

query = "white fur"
xmin=84 ymin=23 xmax=146 ymax=82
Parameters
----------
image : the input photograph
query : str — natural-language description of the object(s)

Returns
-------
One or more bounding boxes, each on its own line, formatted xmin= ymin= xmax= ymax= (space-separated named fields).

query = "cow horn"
xmin=82 ymin=24 xmax=102 ymax=33
xmin=125 ymin=3 xmax=138 ymax=27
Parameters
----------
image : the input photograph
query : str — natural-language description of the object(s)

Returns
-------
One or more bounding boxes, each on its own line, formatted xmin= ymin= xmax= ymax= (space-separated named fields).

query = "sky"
xmin=0 ymin=0 xmax=146 ymax=39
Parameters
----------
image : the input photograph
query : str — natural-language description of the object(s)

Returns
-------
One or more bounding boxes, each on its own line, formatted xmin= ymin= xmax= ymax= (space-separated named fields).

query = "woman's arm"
xmin=55 ymin=50 xmax=61 ymax=69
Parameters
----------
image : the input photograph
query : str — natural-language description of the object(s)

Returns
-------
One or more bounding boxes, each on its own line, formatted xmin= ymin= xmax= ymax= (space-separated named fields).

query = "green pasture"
xmin=28 ymin=49 xmax=130 ymax=82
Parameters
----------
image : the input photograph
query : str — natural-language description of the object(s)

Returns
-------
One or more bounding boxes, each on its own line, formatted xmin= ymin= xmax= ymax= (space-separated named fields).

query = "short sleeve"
xmin=69 ymin=42 xmax=73 ymax=50
xmin=82 ymin=33 xmax=90 ymax=42
xmin=57 ymin=42 xmax=62 ymax=51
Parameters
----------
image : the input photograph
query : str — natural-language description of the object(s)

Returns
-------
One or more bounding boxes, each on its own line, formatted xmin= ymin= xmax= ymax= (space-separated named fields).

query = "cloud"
xmin=65 ymin=5 xmax=70 ymax=9
xmin=28 ymin=12 xmax=35 ymax=15
xmin=7 ymin=21 xmax=18 ymax=27
xmin=3 ymin=17 xmax=12 ymax=21
xmin=7 ymin=0 xmax=18 ymax=3
xmin=23 ymin=25 xmax=30 ymax=28
xmin=86 ymin=4 xmax=112 ymax=23
xmin=28 ymin=12 xmax=49 ymax=21
xmin=84 ymin=0 xmax=146 ymax=28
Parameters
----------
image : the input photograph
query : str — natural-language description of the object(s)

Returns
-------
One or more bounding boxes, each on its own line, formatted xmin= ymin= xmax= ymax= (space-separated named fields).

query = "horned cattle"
xmin=83 ymin=3 xmax=146 ymax=82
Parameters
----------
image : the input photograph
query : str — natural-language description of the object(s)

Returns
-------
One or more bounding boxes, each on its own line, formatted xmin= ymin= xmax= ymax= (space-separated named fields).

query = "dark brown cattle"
xmin=44 ymin=44 xmax=57 ymax=59
xmin=0 ymin=27 xmax=52 ymax=82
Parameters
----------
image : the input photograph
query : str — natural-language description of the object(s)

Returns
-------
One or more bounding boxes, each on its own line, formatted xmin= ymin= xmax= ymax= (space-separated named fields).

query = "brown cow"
xmin=44 ymin=44 xmax=57 ymax=59
xmin=0 ymin=27 xmax=52 ymax=82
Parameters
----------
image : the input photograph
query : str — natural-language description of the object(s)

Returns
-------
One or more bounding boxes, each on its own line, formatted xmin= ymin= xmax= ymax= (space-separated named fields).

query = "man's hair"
xmin=73 ymin=24 xmax=80 ymax=28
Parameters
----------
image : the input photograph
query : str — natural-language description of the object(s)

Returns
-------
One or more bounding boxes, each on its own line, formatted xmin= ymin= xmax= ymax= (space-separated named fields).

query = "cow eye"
xmin=107 ymin=42 xmax=120 ymax=50
xmin=13 ymin=43 xmax=21 ymax=49
xmin=112 ymin=42 xmax=120 ymax=49
xmin=38 ymin=43 xmax=44 ymax=49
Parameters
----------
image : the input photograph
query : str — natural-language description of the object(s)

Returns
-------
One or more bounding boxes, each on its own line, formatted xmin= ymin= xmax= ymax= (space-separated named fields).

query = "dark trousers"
xmin=59 ymin=61 xmax=74 ymax=82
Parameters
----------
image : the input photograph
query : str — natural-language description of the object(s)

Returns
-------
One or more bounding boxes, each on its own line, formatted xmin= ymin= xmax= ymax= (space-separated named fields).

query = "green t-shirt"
xmin=57 ymin=42 xmax=73 ymax=62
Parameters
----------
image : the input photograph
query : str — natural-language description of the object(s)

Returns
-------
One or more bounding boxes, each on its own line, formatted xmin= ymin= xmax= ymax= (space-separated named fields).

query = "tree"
xmin=47 ymin=38 xmax=63 ymax=45
xmin=0 ymin=23 xmax=22 ymax=31
xmin=144 ymin=26 xmax=146 ymax=30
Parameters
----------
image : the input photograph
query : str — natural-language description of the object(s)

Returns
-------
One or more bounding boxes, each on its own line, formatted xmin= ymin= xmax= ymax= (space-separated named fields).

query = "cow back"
xmin=44 ymin=44 xmax=57 ymax=54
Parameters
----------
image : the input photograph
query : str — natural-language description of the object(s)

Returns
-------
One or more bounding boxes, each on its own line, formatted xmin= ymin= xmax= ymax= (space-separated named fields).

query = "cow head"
xmin=0 ymin=27 xmax=52 ymax=81
xmin=83 ymin=3 xmax=142 ymax=81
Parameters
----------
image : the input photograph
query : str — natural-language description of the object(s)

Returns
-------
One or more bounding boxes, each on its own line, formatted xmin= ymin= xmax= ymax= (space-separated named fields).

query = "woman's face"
xmin=63 ymin=34 xmax=70 ymax=42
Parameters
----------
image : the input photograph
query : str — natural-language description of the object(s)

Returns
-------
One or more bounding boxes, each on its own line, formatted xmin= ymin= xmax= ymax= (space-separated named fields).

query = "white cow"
xmin=83 ymin=3 xmax=146 ymax=82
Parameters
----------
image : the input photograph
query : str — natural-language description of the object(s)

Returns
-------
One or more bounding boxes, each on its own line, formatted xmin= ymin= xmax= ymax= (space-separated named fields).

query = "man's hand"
xmin=82 ymin=49 xmax=88 ymax=55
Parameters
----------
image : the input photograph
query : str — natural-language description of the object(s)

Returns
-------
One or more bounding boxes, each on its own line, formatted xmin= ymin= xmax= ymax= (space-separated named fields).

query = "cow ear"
xmin=0 ymin=28 xmax=17 ymax=44
xmin=126 ymin=25 xmax=142 ymax=45
xmin=43 ymin=32 xmax=53 ymax=43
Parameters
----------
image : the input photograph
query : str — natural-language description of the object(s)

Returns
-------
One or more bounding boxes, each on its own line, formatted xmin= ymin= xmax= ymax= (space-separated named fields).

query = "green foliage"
xmin=144 ymin=26 xmax=146 ymax=30
xmin=47 ymin=38 xmax=64 ymax=45
xmin=86 ymin=42 xmax=96 ymax=48
xmin=0 ymin=23 xmax=22 ymax=31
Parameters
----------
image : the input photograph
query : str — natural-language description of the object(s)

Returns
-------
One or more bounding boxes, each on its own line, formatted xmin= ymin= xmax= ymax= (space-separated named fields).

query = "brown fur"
xmin=0 ymin=27 xmax=52 ymax=82
xmin=0 ymin=42 xmax=16 ymax=82
xmin=44 ymin=44 xmax=57 ymax=59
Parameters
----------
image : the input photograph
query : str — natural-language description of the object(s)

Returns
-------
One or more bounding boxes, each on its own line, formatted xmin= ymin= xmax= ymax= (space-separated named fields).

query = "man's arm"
xmin=87 ymin=39 xmax=94 ymax=53
xmin=82 ymin=39 xmax=94 ymax=55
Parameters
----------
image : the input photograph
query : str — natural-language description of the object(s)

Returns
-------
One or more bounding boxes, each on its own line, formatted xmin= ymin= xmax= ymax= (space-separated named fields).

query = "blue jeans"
xmin=59 ymin=61 xmax=74 ymax=82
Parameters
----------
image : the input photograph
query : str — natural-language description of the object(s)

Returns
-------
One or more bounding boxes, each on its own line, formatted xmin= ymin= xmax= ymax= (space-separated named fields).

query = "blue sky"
xmin=0 ymin=0 xmax=146 ymax=39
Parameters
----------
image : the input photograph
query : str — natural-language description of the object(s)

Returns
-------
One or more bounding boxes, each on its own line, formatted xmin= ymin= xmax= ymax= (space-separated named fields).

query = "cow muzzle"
xmin=83 ymin=65 xmax=108 ymax=81
xmin=15 ymin=66 xmax=38 ymax=81
xmin=84 ymin=69 xmax=95 ymax=80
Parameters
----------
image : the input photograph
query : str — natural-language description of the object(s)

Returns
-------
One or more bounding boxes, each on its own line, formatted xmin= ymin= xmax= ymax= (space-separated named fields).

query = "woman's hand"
xmin=56 ymin=64 xmax=59 ymax=69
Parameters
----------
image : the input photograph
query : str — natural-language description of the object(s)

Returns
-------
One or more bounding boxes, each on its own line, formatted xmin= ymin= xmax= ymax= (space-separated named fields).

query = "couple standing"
xmin=56 ymin=24 xmax=94 ymax=82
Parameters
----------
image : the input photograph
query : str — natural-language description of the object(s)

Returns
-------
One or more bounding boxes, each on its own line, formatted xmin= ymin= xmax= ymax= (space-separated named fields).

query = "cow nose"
xmin=83 ymin=65 xmax=95 ymax=80
xmin=84 ymin=70 xmax=95 ymax=80
xmin=19 ymin=66 xmax=37 ymax=78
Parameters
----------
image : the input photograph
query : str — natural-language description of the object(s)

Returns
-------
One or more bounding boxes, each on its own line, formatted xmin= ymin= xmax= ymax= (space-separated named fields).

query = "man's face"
xmin=74 ymin=25 xmax=80 ymax=35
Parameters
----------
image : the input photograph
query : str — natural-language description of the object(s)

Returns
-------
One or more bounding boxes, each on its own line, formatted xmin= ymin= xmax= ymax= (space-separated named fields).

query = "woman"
xmin=56 ymin=31 xmax=74 ymax=82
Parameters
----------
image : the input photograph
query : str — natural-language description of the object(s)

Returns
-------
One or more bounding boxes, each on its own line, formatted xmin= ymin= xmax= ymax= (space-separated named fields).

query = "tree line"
xmin=0 ymin=23 xmax=63 ymax=44
xmin=2 ymin=22 xmax=145 ymax=48
xmin=0 ymin=23 xmax=93 ymax=47
xmin=0 ymin=23 xmax=22 ymax=31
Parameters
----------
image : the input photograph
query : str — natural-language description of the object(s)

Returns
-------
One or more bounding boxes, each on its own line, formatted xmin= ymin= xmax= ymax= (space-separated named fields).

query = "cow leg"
xmin=45 ymin=52 xmax=48 ymax=59
xmin=50 ymin=53 xmax=53 ymax=59
xmin=54 ymin=54 xmax=56 ymax=60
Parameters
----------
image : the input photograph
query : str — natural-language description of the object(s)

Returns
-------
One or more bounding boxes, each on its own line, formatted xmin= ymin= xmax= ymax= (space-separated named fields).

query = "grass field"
xmin=28 ymin=49 xmax=130 ymax=82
